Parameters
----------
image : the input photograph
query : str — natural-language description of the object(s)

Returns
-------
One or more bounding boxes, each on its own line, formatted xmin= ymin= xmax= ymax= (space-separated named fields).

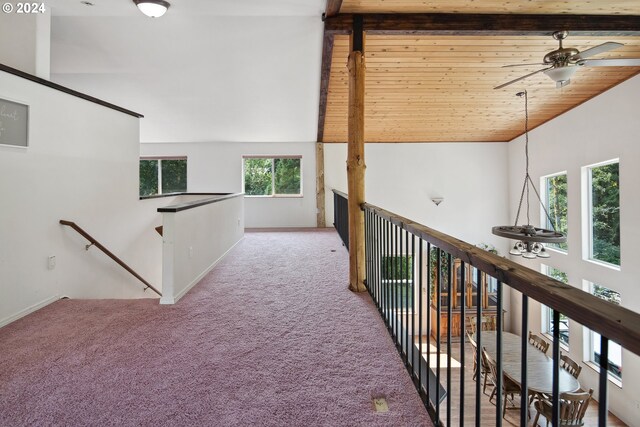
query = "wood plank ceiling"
xmin=320 ymin=1 xmax=640 ymax=143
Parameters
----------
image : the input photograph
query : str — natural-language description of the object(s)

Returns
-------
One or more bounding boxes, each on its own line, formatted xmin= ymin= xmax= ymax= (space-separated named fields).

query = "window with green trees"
xmin=543 ymin=173 xmax=568 ymax=251
xmin=243 ymin=157 xmax=301 ymax=196
xmin=589 ymin=282 xmax=622 ymax=380
xmin=588 ymin=161 xmax=620 ymax=266
xmin=139 ymin=157 xmax=187 ymax=197
xmin=542 ymin=265 xmax=569 ymax=347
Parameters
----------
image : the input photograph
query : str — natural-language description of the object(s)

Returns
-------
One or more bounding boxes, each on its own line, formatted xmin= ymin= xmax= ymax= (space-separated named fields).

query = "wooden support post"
xmin=316 ymin=142 xmax=326 ymax=228
xmin=347 ymin=24 xmax=366 ymax=293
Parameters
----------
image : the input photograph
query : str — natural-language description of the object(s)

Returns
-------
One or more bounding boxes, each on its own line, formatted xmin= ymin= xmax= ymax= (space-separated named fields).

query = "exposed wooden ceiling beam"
xmin=323 ymin=0 xmax=343 ymax=20
xmin=317 ymin=31 xmax=335 ymax=142
xmin=325 ymin=13 xmax=640 ymax=36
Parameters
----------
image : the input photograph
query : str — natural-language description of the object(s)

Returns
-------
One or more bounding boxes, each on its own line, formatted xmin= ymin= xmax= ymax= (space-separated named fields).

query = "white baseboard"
xmin=0 ymin=295 xmax=59 ymax=328
xmin=161 ymin=236 xmax=244 ymax=305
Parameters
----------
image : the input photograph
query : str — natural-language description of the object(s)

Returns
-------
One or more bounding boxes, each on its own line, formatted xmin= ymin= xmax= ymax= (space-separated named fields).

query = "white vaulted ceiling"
xmin=49 ymin=0 xmax=326 ymax=143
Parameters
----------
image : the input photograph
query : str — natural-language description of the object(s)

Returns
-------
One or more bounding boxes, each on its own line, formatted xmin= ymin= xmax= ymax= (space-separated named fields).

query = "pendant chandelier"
xmin=492 ymin=91 xmax=566 ymax=259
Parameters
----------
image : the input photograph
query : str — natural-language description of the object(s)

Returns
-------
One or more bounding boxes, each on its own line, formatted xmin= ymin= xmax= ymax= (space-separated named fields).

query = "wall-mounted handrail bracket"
xmin=60 ymin=219 xmax=162 ymax=297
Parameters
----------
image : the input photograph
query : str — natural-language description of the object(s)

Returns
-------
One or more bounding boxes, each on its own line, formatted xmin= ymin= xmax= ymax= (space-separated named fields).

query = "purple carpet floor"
xmin=0 ymin=230 xmax=433 ymax=426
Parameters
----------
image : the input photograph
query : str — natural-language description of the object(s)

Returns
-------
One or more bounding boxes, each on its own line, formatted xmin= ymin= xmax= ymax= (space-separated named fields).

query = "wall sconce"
xmin=431 ymin=197 xmax=444 ymax=206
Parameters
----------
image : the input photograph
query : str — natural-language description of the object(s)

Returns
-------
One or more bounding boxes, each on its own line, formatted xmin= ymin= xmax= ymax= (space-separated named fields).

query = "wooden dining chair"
xmin=528 ymin=331 xmax=550 ymax=354
xmin=467 ymin=315 xmax=498 ymax=335
xmin=533 ymin=388 xmax=593 ymax=427
xmin=465 ymin=316 xmax=477 ymax=335
xmin=482 ymin=348 xmax=521 ymax=418
xmin=530 ymin=354 xmax=583 ymax=407
xmin=466 ymin=332 xmax=491 ymax=394
xmin=560 ymin=353 xmax=582 ymax=379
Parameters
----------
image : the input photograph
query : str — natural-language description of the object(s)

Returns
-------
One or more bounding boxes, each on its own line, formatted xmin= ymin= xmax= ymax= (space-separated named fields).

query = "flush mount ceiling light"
xmin=133 ymin=0 xmax=170 ymax=18
xmin=492 ymin=90 xmax=566 ymax=259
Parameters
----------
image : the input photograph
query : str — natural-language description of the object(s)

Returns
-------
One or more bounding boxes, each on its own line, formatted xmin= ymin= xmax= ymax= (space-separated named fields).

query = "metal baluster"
xmin=446 ymin=253 xmax=452 ymax=426
xmin=374 ymin=214 xmax=380 ymax=308
xmin=460 ymin=261 xmax=466 ymax=425
xmin=386 ymin=219 xmax=390 ymax=328
xmin=376 ymin=214 xmax=381 ymax=309
xmin=396 ymin=225 xmax=401 ymax=347
xmin=411 ymin=233 xmax=416 ymax=375
xmin=418 ymin=239 xmax=424 ymax=399
xmin=394 ymin=224 xmax=399 ymax=343
xmin=367 ymin=210 xmax=372 ymax=295
xmin=405 ymin=228 xmax=410 ymax=366
xmin=475 ymin=267 xmax=482 ymax=427
xmin=426 ymin=242 xmax=432 ymax=414
xmin=364 ymin=210 xmax=370 ymax=294
xmin=496 ymin=279 xmax=503 ymax=427
xmin=382 ymin=219 xmax=386 ymax=323
xmin=599 ymin=337 xmax=609 ymax=427
xmin=552 ymin=310 xmax=561 ymax=427
xmin=521 ymin=295 xmax=529 ymax=426
xmin=436 ymin=248 xmax=442 ymax=423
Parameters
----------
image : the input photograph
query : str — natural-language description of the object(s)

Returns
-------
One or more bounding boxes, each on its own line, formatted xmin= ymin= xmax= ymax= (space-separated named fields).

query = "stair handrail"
xmin=60 ymin=220 xmax=162 ymax=297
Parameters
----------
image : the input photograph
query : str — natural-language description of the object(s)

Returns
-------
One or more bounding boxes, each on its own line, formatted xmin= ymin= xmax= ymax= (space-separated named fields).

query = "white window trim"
xmin=541 ymin=264 xmax=570 ymax=350
xmin=582 ymin=279 xmax=623 ymax=385
xmin=581 ymin=158 xmax=620 ymax=270
xmin=140 ymin=156 xmax=188 ymax=196
xmin=540 ymin=171 xmax=568 ymax=254
xmin=242 ymin=155 xmax=303 ymax=198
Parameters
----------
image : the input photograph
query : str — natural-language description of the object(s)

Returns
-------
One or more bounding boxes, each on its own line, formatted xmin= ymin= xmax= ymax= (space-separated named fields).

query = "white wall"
xmin=324 ymin=142 xmax=511 ymax=251
xmin=50 ymin=15 xmax=322 ymax=144
xmin=160 ymin=195 xmax=244 ymax=304
xmin=141 ymin=141 xmax=317 ymax=228
xmin=507 ymin=75 xmax=640 ymax=425
xmin=0 ymin=70 xmax=173 ymax=326
xmin=0 ymin=10 xmax=51 ymax=78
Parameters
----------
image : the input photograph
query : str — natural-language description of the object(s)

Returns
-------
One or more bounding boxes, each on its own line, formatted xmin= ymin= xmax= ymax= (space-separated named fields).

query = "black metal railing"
xmin=358 ymin=201 xmax=640 ymax=427
xmin=332 ymin=189 xmax=349 ymax=248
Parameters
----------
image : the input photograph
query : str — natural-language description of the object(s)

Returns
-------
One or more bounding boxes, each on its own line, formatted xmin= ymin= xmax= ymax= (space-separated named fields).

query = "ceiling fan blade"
xmin=578 ymin=58 xmax=640 ymax=67
xmin=494 ymin=67 xmax=552 ymax=90
xmin=571 ymin=42 xmax=623 ymax=61
xmin=502 ymin=63 xmax=546 ymax=68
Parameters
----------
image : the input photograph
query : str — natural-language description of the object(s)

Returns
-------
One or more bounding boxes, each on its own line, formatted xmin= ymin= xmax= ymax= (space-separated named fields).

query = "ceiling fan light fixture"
xmin=133 ymin=0 xmax=170 ymax=18
xmin=544 ymin=66 xmax=578 ymax=87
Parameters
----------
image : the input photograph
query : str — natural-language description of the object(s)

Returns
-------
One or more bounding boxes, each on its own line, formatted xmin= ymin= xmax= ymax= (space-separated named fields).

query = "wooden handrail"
xmin=361 ymin=202 xmax=640 ymax=357
xmin=60 ymin=220 xmax=162 ymax=297
xmin=331 ymin=188 xmax=348 ymax=199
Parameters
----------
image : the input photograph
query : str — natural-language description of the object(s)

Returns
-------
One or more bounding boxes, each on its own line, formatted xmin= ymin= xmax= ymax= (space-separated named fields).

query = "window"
xmin=588 ymin=282 xmax=622 ymax=380
xmin=139 ymin=157 xmax=187 ymax=197
xmin=541 ymin=265 xmax=569 ymax=347
xmin=243 ymin=157 xmax=302 ymax=197
xmin=381 ymin=255 xmax=413 ymax=309
xmin=542 ymin=172 xmax=568 ymax=251
xmin=586 ymin=160 xmax=620 ymax=266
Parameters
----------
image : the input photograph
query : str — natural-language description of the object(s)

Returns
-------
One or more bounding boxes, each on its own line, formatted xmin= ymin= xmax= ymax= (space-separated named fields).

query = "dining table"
xmin=480 ymin=331 xmax=580 ymax=396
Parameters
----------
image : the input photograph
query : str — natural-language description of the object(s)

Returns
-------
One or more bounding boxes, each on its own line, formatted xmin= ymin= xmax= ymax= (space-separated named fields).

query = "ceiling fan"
xmin=495 ymin=31 xmax=640 ymax=90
